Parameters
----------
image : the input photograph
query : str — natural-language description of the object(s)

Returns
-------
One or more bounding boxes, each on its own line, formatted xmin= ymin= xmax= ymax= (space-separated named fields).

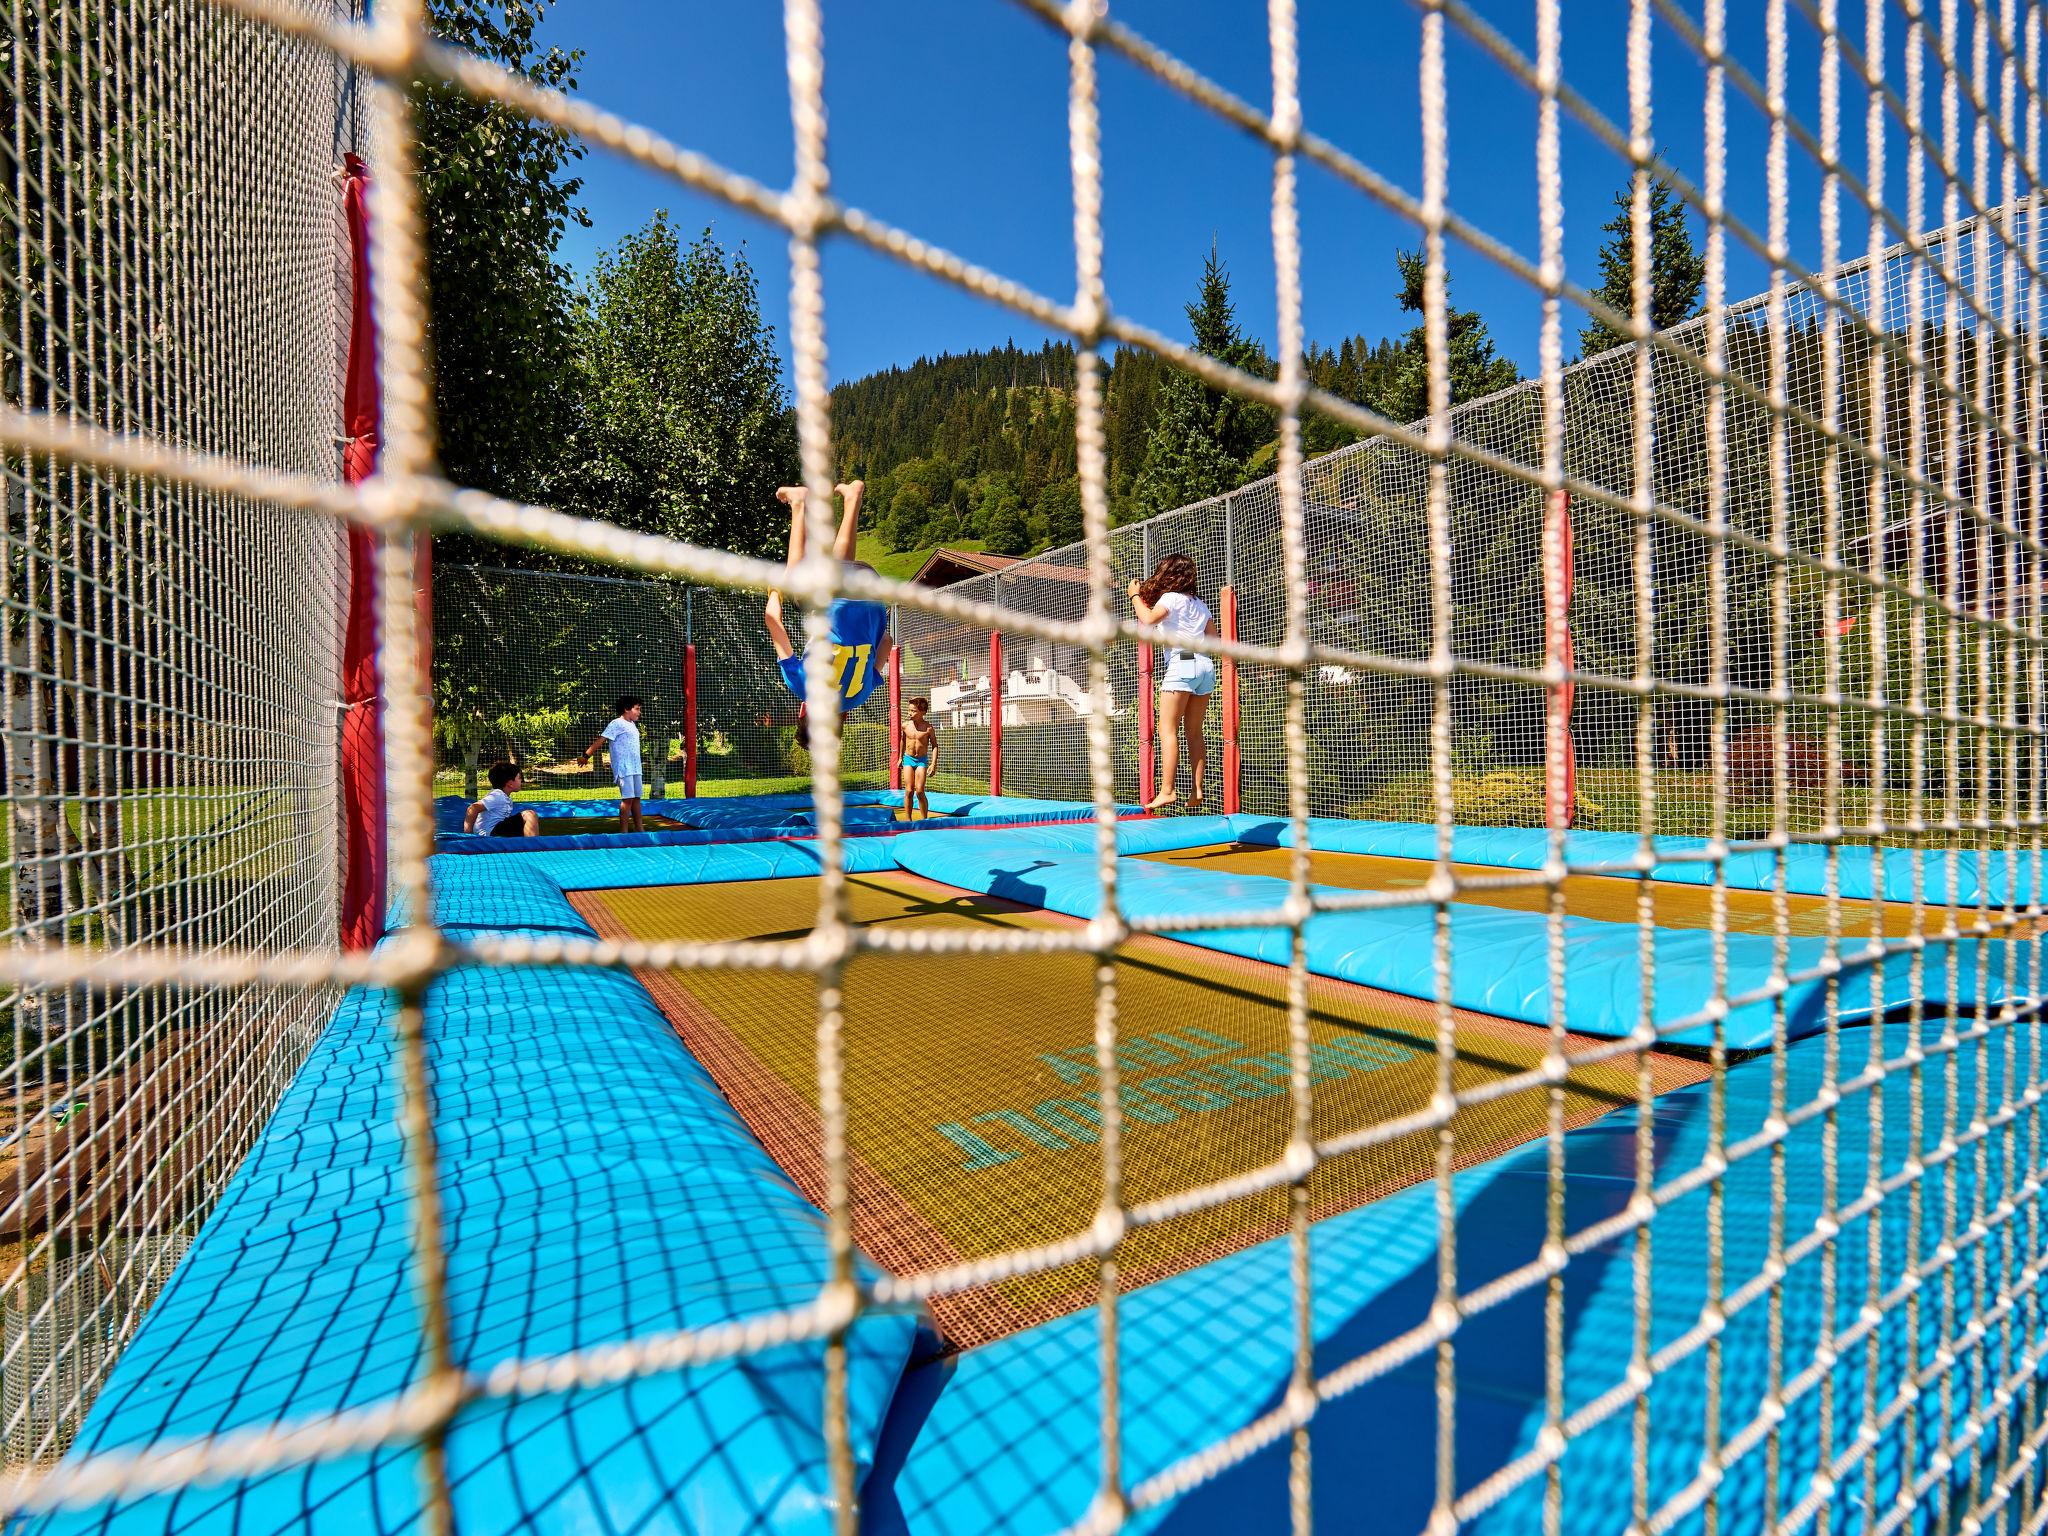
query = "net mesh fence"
xmin=901 ymin=211 xmax=2048 ymax=835
xmin=431 ymin=564 xmax=895 ymax=800
xmin=0 ymin=0 xmax=2042 ymax=1532
xmin=0 ymin=0 xmax=355 ymax=1473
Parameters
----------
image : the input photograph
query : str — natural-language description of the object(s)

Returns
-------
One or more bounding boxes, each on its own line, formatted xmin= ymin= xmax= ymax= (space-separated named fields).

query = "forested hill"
xmin=826 ymin=334 xmax=1405 ymax=560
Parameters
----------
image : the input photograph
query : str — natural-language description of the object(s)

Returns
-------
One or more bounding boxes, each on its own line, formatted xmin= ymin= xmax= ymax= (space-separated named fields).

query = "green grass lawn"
xmin=854 ymin=533 xmax=987 ymax=584
xmin=432 ymin=769 xmax=892 ymax=801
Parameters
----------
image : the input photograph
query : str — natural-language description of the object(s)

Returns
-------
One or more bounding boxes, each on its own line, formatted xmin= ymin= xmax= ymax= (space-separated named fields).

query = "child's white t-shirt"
xmin=475 ymin=788 xmax=516 ymax=834
xmin=601 ymin=716 xmax=643 ymax=778
xmin=1157 ymin=591 xmax=1213 ymax=650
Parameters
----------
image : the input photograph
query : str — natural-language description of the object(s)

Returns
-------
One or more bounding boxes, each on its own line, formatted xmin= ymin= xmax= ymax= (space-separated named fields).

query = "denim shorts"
xmin=615 ymin=773 xmax=644 ymax=800
xmin=1160 ymin=653 xmax=1217 ymax=696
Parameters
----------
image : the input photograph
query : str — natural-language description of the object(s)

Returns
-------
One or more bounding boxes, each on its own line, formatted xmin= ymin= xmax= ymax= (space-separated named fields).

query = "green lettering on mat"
xmin=936 ymin=1122 xmax=1018 ymax=1173
xmin=973 ymin=1108 xmax=1072 ymax=1150
xmin=1034 ymin=1099 xmax=1103 ymax=1143
xmin=1142 ymin=1075 xmax=1236 ymax=1112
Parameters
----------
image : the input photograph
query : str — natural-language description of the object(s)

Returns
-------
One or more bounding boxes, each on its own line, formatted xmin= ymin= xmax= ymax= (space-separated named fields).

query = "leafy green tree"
xmin=1035 ymin=476 xmax=1084 ymax=548
xmin=981 ymin=478 xmax=1032 ymax=555
xmin=562 ymin=213 xmax=797 ymax=556
xmin=1375 ymin=250 xmax=1521 ymax=425
xmin=884 ymin=482 xmax=933 ymax=551
xmin=894 ymin=457 xmax=955 ymax=527
xmin=1578 ymin=171 xmax=1706 ymax=358
xmin=415 ymin=0 xmax=587 ymax=511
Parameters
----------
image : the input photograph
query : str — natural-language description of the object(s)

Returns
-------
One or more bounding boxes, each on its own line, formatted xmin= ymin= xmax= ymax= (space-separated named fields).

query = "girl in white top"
xmin=1127 ymin=552 xmax=1217 ymax=812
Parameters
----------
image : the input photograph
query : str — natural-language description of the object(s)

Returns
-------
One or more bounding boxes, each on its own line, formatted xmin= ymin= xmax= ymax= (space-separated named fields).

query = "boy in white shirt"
xmin=463 ymin=760 xmax=539 ymax=837
xmin=579 ymin=695 xmax=647 ymax=833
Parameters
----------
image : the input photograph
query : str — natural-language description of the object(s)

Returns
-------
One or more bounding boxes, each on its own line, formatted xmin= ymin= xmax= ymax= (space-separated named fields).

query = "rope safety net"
xmin=0 ymin=0 xmax=2045 ymax=1533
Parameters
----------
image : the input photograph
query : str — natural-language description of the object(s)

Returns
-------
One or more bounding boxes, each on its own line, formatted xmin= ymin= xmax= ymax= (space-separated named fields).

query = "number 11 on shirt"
xmin=832 ymin=643 xmax=871 ymax=699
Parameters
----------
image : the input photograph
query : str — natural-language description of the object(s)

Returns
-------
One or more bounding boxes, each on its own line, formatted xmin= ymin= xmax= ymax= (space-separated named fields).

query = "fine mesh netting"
xmin=0 ymin=0 xmax=355 ymax=1470
xmin=900 ymin=213 xmax=2047 ymax=836
xmin=571 ymin=871 xmax=1707 ymax=1350
xmin=434 ymin=565 xmax=895 ymax=799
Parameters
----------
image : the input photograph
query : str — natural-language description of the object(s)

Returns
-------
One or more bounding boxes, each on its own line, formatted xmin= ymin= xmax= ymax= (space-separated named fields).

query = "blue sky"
xmin=539 ymin=1 xmax=1995 ymax=388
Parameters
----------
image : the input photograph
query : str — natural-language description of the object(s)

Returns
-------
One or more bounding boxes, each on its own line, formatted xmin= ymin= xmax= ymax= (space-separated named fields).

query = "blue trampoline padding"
xmin=35 ymin=944 xmax=922 ymax=1536
xmin=417 ymin=858 xmax=599 ymax=935
xmin=992 ymin=815 xmax=1244 ymax=857
xmin=870 ymin=1017 xmax=2043 ymax=1535
xmin=433 ymin=793 xmax=1117 ymax=854
xmin=889 ymin=834 xmax=2017 ymax=1048
xmin=435 ymin=823 xmax=911 ymax=856
xmin=475 ymin=837 xmax=905 ymax=895
xmin=1228 ymin=815 xmax=2048 ymax=907
xmin=433 ymin=791 xmax=1103 ymax=830
xmin=431 ymin=793 xmax=898 ymax=833
xmin=659 ymin=800 xmax=901 ymax=830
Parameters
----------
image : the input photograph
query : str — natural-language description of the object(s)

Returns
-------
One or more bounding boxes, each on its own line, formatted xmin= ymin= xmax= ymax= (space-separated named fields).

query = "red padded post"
xmin=1138 ymin=641 xmax=1155 ymax=808
xmin=683 ymin=642 xmax=698 ymax=798
xmin=1220 ymin=585 xmax=1239 ymax=815
xmin=1545 ymin=488 xmax=1577 ymax=828
xmin=988 ymin=631 xmax=1004 ymax=798
xmin=888 ymin=642 xmax=903 ymax=793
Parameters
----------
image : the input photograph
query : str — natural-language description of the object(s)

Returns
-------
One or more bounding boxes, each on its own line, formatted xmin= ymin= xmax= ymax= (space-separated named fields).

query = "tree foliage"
xmin=1130 ymin=249 xmax=1276 ymax=519
xmin=559 ymin=213 xmax=797 ymax=558
xmin=1578 ymin=172 xmax=1706 ymax=359
xmin=979 ymin=476 xmax=1032 ymax=556
xmin=416 ymin=0 xmax=588 ymax=511
xmin=1374 ymin=250 xmax=1522 ymax=424
xmin=1130 ymin=368 xmax=1245 ymax=518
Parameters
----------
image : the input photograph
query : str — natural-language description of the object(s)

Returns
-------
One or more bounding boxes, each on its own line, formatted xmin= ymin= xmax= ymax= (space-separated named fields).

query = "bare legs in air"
xmin=1151 ymin=689 xmax=1209 ymax=811
xmin=763 ymin=481 xmax=865 ymax=662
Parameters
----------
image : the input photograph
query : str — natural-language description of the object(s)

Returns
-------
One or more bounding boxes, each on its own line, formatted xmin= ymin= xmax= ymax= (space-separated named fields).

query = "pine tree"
xmin=1129 ymin=247 xmax=1271 ymax=518
xmin=1375 ymin=250 xmax=1521 ymax=425
xmin=1185 ymin=243 xmax=1274 ymax=464
xmin=1035 ymin=477 xmax=1084 ymax=548
xmin=1130 ymin=368 xmax=1243 ymax=516
xmin=981 ymin=479 xmax=1032 ymax=555
xmin=1578 ymin=171 xmax=1706 ymax=358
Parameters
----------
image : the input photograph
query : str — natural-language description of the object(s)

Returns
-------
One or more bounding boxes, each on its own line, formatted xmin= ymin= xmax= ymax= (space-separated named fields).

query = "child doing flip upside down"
xmin=762 ymin=480 xmax=895 ymax=727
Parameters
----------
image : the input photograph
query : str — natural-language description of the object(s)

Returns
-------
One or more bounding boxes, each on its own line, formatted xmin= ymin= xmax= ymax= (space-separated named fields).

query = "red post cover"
xmin=683 ymin=642 xmax=699 ymax=798
xmin=1545 ymin=489 xmax=1577 ymax=828
xmin=888 ymin=642 xmax=903 ymax=793
xmin=988 ymin=632 xmax=1004 ymax=798
xmin=1138 ymin=642 xmax=1155 ymax=808
xmin=338 ymin=154 xmax=385 ymax=953
xmin=1221 ymin=586 xmax=1240 ymax=815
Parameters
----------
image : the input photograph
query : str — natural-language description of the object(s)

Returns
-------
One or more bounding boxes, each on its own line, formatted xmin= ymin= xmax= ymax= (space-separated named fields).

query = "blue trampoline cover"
xmin=31 ymin=932 xmax=922 ymax=1536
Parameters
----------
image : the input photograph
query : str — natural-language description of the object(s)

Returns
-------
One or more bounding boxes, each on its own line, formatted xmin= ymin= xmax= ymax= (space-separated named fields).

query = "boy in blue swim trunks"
xmin=763 ymin=479 xmax=894 ymax=719
xmin=900 ymin=694 xmax=938 ymax=819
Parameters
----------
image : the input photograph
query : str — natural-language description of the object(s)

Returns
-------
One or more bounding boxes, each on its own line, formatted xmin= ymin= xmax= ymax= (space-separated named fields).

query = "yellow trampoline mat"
xmin=1138 ymin=842 xmax=1923 ymax=938
xmin=573 ymin=872 xmax=1708 ymax=1349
